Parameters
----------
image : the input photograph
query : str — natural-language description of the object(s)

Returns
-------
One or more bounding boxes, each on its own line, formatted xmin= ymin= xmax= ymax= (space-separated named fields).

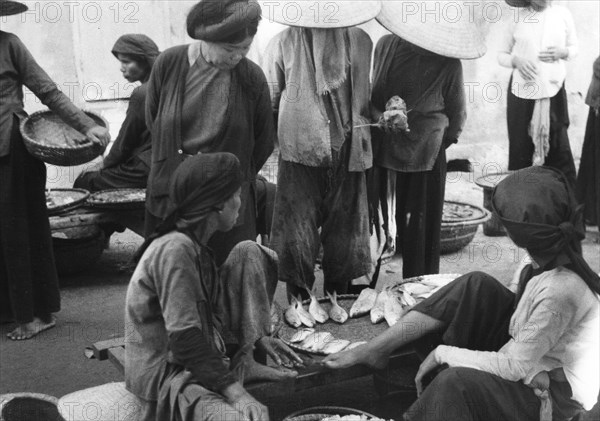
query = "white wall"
xmin=2 ymin=0 xmax=598 ymax=187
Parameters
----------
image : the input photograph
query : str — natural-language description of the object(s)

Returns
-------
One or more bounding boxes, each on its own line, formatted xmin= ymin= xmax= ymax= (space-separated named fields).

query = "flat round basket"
xmin=86 ymin=188 xmax=146 ymax=210
xmin=279 ymin=275 xmax=460 ymax=356
xmin=283 ymin=406 xmax=378 ymax=421
xmin=20 ymin=110 xmax=108 ymax=166
xmin=46 ymin=188 xmax=90 ymax=216
xmin=440 ymin=201 xmax=490 ymax=255
xmin=0 ymin=393 xmax=59 ymax=421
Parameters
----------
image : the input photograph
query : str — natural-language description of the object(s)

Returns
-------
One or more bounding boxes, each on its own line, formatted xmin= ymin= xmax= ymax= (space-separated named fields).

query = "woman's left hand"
xmin=85 ymin=126 xmax=111 ymax=148
xmin=538 ymin=46 xmax=568 ymax=63
xmin=256 ymin=336 xmax=304 ymax=368
xmin=415 ymin=347 xmax=442 ymax=397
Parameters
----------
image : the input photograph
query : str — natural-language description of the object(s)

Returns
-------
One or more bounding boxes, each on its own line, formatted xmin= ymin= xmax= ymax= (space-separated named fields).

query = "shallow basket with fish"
xmin=279 ymin=274 xmax=461 ymax=356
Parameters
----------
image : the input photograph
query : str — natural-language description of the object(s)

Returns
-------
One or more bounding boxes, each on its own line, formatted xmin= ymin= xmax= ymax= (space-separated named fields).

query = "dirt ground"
xmin=1 ymin=176 xmax=599 ymax=420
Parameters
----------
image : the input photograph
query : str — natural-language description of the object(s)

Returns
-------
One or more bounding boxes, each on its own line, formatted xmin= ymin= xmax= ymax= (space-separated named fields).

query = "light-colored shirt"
xmin=437 ymin=267 xmax=600 ymax=410
xmin=124 ymin=231 xmax=229 ymax=401
xmin=264 ymin=27 xmax=373 ymax=171
xmin=498 ymin=5 xmax=578 ymax=99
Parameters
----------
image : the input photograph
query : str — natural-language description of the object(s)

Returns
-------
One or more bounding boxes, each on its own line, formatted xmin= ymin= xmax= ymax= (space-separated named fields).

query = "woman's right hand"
xmin=512 ymin=56 xmax=538 ymax=81
xmin=85 ymin=126 xmax=111 ymax=148
xmin=223 ymin=382 xmax=270 ymax=421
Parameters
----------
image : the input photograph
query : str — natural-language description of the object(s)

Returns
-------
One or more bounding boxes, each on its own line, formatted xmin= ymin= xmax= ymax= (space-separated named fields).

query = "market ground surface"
xmin=1 ymin=176 xmax=599 ymax=421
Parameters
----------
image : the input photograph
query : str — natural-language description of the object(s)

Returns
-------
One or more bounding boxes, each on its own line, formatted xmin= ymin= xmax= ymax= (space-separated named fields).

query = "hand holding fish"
xmin=256 ymin=336 xmax=304 ymax=368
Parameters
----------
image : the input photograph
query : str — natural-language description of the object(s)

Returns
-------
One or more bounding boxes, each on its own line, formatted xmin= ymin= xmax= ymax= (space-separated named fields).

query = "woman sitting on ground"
xmin=324 ymin=166 xmax=599 ymax=421
xmin=125 ymin=152 xmax=301 ymax=421
xmin=74 ymin=34 xmax=159 ymax=191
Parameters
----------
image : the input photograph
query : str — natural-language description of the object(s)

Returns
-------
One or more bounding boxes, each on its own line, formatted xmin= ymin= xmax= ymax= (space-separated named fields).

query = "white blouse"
xmin=498 ymin=5 xmax=578 ymax=99
xmin=437 ymin=267 xmax=600 ymax=410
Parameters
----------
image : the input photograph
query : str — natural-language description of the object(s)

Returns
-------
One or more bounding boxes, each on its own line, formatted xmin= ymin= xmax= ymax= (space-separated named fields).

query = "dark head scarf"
xmin=186 ymin=0 xmax=261 ymax=43
xmin=492 ymin=166 xmax=600 ymax=297
xmin=134 ymin=153 xmax=242 ymax=261
xmin=111 ymin=34 xmax=160 ymax=70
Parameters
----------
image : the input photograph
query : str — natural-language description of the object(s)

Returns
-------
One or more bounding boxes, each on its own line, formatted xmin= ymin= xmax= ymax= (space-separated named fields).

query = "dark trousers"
xmin=405 ymin=272 xmax=584 ymax=421
xmin=0 ymin=116 xmax=60 ymax=323
xmin=73 ymin=156 xmax=149 ymax=192
xmin=507 ymin=82 xmax=576 ymax=187
xmin=576 ymin=108 xmax=600 ymax=229
xmin=270 ymin=148 xmax=371 ymax=294
xmin=370 ymin=147 xmax=446 ymax=279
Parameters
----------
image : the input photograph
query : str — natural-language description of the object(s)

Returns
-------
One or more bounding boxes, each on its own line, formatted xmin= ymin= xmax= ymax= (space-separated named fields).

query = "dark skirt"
xmin=368 ymin=146 xmax=447 ymax=279
xmin=0 ymin=115 xmax=60 ymax=323
xmin=405 ymin=272 xmax=584 ymax=421
xmin=576 ymin=108 xmax=600 ymax=230
xmin=507 ymin=82 xmax=577 ymax=187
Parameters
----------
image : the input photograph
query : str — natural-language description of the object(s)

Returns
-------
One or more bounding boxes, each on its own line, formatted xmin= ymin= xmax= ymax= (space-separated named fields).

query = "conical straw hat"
xmin=0 ymin=0 xmax=28 ymax=16
xmin=260 ymin=1 xmax=381 ymax=28
xmin=377 ymin=0 xmax=487 ymax=59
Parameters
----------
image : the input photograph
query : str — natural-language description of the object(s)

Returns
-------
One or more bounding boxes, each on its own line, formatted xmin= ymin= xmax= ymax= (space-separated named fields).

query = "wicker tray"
xmin=86 ymin=188 xmax=146 ymax=210
xmin=280 ymin=275 xmax=460 ymax=356
xmin=46 ymin=188 xmax=90 ymax=216
xmin=283 ymin=406 xmax=379 ymax=421
xmin=20 ymin=110 xmax=108 ymax=166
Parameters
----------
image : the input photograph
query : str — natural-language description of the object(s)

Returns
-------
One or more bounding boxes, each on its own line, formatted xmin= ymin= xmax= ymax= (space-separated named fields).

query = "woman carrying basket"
xmin=0 ymin=0 xmax=110 ymax=340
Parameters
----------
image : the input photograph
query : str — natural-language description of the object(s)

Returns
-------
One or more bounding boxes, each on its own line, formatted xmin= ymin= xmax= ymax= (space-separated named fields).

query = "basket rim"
xmin=86 ymin=188 xmax=146 ymax=209
xmin=442 ymin=201 xmax=491 ymax=227
xmin=19 ymin=109 xmax=108 ymax=151
xmin=283 ymin=406 xmax=378 ymax=421
xmin=47 ymin=188 xmax=90 ymax=215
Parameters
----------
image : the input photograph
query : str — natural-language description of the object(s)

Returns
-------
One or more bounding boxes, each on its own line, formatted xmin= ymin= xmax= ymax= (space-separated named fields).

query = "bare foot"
xmin=322 ymin=344 xmax=389 ymax=370
xmin=243 ymin=358 xmax=298 ymax=383
xmin=7 ymin=315 xmax=56 ymax=340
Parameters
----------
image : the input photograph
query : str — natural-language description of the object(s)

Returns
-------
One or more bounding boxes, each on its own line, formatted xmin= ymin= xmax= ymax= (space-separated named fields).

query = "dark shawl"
xmin=111 ymin=34 xmax=160 ymax=70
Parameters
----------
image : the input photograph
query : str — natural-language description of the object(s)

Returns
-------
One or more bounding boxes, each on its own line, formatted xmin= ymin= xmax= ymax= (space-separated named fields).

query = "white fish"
xmin=345 ymin=341 xmax=368 ymax=351
xmin=295 ymin=297 xmax=316 ymax=328
xmin=284 ymin=297 xmax=302 ymax=328
xmin=300 ymin=332 xmax=334 ymax=352
xmin=349 ymin=288 xmax=378 ymax=318
xmin=306 ymin=288 xmax=329 ymax=323
xmin=321 ymin=339 xmax=351 ymax=355
xmin=327 ymin=291 xmax=348 ymax=324
xmin=398 ymin=290 xmax=417 ymax=307
xmin=399 ymin=282 xmax=433 ymax=297
xmin=370 ymin=289 xmax=389 ymax=324
xmin=384 ymin=293 xmax=407 ymax=326
xmin=289 ymin=327 xmax=315 ymax=343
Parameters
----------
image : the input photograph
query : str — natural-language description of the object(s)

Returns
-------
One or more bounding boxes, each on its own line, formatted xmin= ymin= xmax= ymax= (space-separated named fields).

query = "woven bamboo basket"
xmin=283 ymin=406 xmax=379 ymax=421
xmin=20 ymin=110 xmax=108 ymax=166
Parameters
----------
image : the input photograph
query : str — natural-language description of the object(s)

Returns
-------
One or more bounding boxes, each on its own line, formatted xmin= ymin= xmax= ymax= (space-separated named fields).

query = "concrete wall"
xmin=2 ymin=1 xmax=598 ymax=188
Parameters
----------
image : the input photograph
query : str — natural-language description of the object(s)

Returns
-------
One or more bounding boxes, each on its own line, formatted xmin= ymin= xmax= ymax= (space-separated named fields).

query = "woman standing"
xmin=74 ymin=34 xmax=159 ymax=191
xmin=576 ymin=56 xmax=600 ymax=231
xmin=0 ymin=1 xmax=110 ymax=340
xmin=369 ymin=2 xmax=479 ymax=278
xmin=499 ymin=0 xmax=578 ymax=186
xmin=145 ymin=0 xmax=274 ymax=265
xmin=264 ymin=1 xmax=379 ymax=297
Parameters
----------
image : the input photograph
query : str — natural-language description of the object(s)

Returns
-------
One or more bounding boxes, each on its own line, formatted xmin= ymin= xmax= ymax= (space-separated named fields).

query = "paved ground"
xmin=1 ymin=176 xmax=599 ymax=420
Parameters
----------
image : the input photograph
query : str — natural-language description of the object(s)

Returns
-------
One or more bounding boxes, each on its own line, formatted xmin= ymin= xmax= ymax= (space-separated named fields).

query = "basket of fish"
xmin=279 ymin=274 xmax=461 ymax=356
xmin=283 ymin=406 xmax=390 ymax=421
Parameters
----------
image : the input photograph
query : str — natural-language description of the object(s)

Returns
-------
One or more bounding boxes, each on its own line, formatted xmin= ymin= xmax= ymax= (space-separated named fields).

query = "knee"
xmin=454 ymin=271 xmax=499 ymax=291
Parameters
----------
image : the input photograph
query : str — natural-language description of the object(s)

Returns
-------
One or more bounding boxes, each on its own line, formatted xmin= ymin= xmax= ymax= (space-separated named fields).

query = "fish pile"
xmin=285 ymin=290 xmax=349 ymax=328
xmin=288 ymin=328 xmax=367 ymax=355
xmin=321 ymin=415 xmax=392 ymax=421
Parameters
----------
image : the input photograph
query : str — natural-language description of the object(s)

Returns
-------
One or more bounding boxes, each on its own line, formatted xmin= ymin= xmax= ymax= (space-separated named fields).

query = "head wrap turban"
xmin=168 ymin=152 xmax=242 ymax=230
xmin=134 ymin=153 xmax=242 ymax=261
xmin=492 ymin=166 xmax=600 ymax=294
xmin=111 ymin=34 xmax=160 ymax=69
xmin=186 ymin=0 xmax=261 ymax=42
